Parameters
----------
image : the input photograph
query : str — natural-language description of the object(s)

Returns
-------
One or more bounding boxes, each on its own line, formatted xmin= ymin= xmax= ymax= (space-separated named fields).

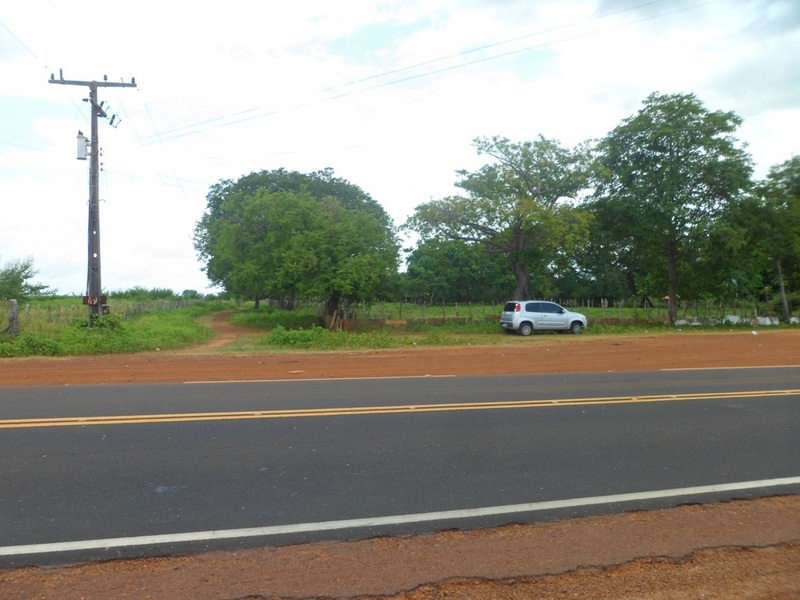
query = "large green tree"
xmin=403 ymin=239 xmax=514 ymax=304
xmin=405 ymin=136 xmax=592 ymax=300
xmin=592 ymin=92 xmax=753 ymax=324
xmin=686 ymin=194 xmax=765 ymax=305
xmin=194 ymin=169 xmax=399 ymax=315
xmin=756 ymin=156 xmax=800 ymax=321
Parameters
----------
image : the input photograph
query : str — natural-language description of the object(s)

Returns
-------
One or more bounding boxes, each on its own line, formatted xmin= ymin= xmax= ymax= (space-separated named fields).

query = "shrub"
xmin=230 ymin=309 xmax=324 ymax=330
xmin=265 ymin=325 xmax=395 ymax=350
xmin=86 ymin=313 xmax=124 ymax=331
xmin=0 ymin=333 xmax=65 ymax=357
xmin=19 ymin=333 xmax=65 ymax=356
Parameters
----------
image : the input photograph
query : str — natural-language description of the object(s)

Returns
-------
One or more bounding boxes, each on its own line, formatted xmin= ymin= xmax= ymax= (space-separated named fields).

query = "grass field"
xmin=0 ymin=297 xmax=792 ymax=357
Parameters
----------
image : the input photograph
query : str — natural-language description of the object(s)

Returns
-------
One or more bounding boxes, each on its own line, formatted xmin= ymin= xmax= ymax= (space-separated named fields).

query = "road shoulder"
xmin=2 ymin=495 xmax=798 ymax=599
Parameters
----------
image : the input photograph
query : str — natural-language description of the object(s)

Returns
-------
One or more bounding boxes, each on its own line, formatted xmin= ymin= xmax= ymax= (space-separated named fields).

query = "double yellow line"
xmin=1 ymin=389 xmax=797 ymax=429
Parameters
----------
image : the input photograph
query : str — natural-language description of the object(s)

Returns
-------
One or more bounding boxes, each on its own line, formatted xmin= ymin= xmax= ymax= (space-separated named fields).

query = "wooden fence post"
xmin=2 ymin=299 xmax=20 ymax=337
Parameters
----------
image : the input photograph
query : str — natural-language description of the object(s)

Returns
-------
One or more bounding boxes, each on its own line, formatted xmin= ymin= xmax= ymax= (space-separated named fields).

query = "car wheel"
xmin=519 ymin=322 xmax=533 ymax=336
xmin=570 ymin=321 xmax=584 ymax=334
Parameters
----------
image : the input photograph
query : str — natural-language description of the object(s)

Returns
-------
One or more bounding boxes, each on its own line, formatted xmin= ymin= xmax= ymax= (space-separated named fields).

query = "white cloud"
xmin=1 ymin=0 xmax=797 ymax=295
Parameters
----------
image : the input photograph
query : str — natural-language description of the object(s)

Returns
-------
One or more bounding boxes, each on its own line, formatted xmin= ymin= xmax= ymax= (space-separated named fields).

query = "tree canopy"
xmin=194 ymin=168 xmax=399 ymax=314
xmin=403 ymin=238 xmax=514 ymax=304
xmin=755 ymin=156 xmax=800 ymax=321
xmin=0 ymin=257 xmax=51 ymax=300
xmin=591 ymin=92 xmax=753 ymax=323
xmin=405 ymin=136 xmax=592 ymax=300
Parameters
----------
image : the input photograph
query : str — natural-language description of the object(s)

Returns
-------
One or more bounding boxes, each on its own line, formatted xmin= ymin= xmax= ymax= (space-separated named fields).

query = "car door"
xmin=524 ymin=302 xmax=544 ymax=329
xmin=541 ymin=302 xmax=568 ymax=330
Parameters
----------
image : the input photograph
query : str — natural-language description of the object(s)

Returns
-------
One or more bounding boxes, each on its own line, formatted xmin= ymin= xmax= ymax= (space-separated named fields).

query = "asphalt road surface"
xmin=1 ymin=367 xmax=798 ymax=567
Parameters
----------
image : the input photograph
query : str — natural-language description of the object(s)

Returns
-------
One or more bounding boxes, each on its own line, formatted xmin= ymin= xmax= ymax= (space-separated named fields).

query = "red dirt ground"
xmin=0 ymin=320 xmax=798 ymax=599
xmin=1 ymin=318 xmax=798 ymax=386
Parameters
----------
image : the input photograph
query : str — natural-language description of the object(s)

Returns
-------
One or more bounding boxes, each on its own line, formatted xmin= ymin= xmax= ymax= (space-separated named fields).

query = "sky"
xmin=1 ymin=0 xmax=798 ymax=296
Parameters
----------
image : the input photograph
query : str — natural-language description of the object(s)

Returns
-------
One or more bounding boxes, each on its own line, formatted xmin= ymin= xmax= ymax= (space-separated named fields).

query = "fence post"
xmin=2 ymin=299 xmax=20 ymax=337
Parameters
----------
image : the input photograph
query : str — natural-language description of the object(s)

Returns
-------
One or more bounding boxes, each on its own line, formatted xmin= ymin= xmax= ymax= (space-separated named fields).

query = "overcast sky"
xmin=1 ymin=0 xmax=798 ymax=296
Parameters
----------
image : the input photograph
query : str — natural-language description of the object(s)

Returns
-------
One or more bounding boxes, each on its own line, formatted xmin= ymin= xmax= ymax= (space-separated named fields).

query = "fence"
xmin=0 ymin=302 xmax=84 ymax=327
xmin=119 ymin=300 xmax=196 ymax=319
xmin=572 ymin=297 xmax=795 ymax=324
xmin=2 ymin=296 xmax=793 ymax=336
xmin=0 ymin=299 xmax=199 ymax=335
xmin=336 ymin=297 xmax=795 ymax=325
xmin=350 ymin=301 xmax=500 ymax=322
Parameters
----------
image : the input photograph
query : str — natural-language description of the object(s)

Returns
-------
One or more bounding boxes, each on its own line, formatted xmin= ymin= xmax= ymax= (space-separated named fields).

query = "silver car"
xmin=500 ymin=300 xmax=588 ymax=335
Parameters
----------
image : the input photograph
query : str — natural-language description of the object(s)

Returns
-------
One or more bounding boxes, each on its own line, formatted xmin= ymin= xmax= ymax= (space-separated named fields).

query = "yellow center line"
xmin=1 ymin=389 xmax=797 ymax=429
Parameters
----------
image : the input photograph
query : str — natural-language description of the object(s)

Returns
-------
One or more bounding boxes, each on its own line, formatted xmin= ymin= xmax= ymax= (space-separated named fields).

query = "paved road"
xmin=1 ymin=367 xmax=798 ymax=567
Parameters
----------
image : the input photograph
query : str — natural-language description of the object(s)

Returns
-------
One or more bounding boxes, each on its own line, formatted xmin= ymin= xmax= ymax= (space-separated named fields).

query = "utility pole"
xmin=49 ymin=70 xmax=137 ymax=323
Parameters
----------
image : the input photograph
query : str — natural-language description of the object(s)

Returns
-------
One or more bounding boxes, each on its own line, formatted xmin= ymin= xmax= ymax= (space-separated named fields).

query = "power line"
xmin=138 ymin=0 xmax=715 ymax=145
xmin=0 ymin=133 xmax=55 ymax=152
xmin=315 ymin=0 xmax=673 ymax=95
xmin=0 ymin=19 xmax=39 ymax=60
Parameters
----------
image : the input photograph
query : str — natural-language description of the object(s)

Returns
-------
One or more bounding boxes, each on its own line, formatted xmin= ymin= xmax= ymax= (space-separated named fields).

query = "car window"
xmin=504 ymin=302 xmax=517 ymax=312
xmin=543 ymin=303 xmax=562 ymax=314
xmin=525 ymin=302 xmax=540 ymax=312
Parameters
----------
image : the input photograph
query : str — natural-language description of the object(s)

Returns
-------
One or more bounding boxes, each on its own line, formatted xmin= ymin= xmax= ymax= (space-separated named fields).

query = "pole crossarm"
xmin=50 ymin=79 xmax=137 ymax=88
xmin=48 ymin=73 xmax=137 ymax=89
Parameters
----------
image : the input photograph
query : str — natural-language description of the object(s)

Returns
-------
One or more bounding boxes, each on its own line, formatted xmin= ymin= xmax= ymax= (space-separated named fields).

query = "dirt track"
xmin=1 ymin=321 xmax=798 ymax=599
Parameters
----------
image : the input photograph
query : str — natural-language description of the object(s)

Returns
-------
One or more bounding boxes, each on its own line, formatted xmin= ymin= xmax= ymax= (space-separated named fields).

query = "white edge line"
xmin=185 ymin=367 xmax=800 ymax=382
xmin=661 ymin=365 xmax=800 ymax=371
xmin=2 ymin=476 xmax=799 ymax=557
xmin=186 ymin=367 xmax=800 ymax=382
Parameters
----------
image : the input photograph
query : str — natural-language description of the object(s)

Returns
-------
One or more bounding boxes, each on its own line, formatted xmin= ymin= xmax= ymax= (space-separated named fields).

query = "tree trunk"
xmin=776 ymin=258 xmax=791 ymax=324
xmin=506 ymin=223 xmax=531 ymax=300
xmin=324 ymin=295 xmax=340 ymax=319
xmin=510 ymin=260 xmax=531 ymax=300
xmin=2 ymin=299 xmax=20 ymax=337
xmin=667 ymin=246 xmax=679 ymax=326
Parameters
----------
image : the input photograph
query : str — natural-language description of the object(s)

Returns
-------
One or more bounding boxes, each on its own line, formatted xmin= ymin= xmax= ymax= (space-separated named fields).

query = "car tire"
xmin=570 ymin=321 xmax=584 ymax=334
xmin=519 ymin=322 xmax=533 ymax=336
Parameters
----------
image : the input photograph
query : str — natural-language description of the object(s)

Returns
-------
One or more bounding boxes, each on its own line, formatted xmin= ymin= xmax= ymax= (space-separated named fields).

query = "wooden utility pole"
xmin=49 ymin=70 xmax=136 ymax=322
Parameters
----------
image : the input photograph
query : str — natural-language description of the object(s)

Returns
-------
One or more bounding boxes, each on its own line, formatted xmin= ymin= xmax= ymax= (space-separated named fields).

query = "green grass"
xmin=257 ymin=324 xmax=497 ymax=351
xmin=0 ymin=298 xmax=793 ymax=357
xmin=230 ymin=303 xmax=795 ymax=353
xmin=0 ymin=300 xmax=230 ymax=357
xmin=228 ymin=307 xmax=324 ymax=330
